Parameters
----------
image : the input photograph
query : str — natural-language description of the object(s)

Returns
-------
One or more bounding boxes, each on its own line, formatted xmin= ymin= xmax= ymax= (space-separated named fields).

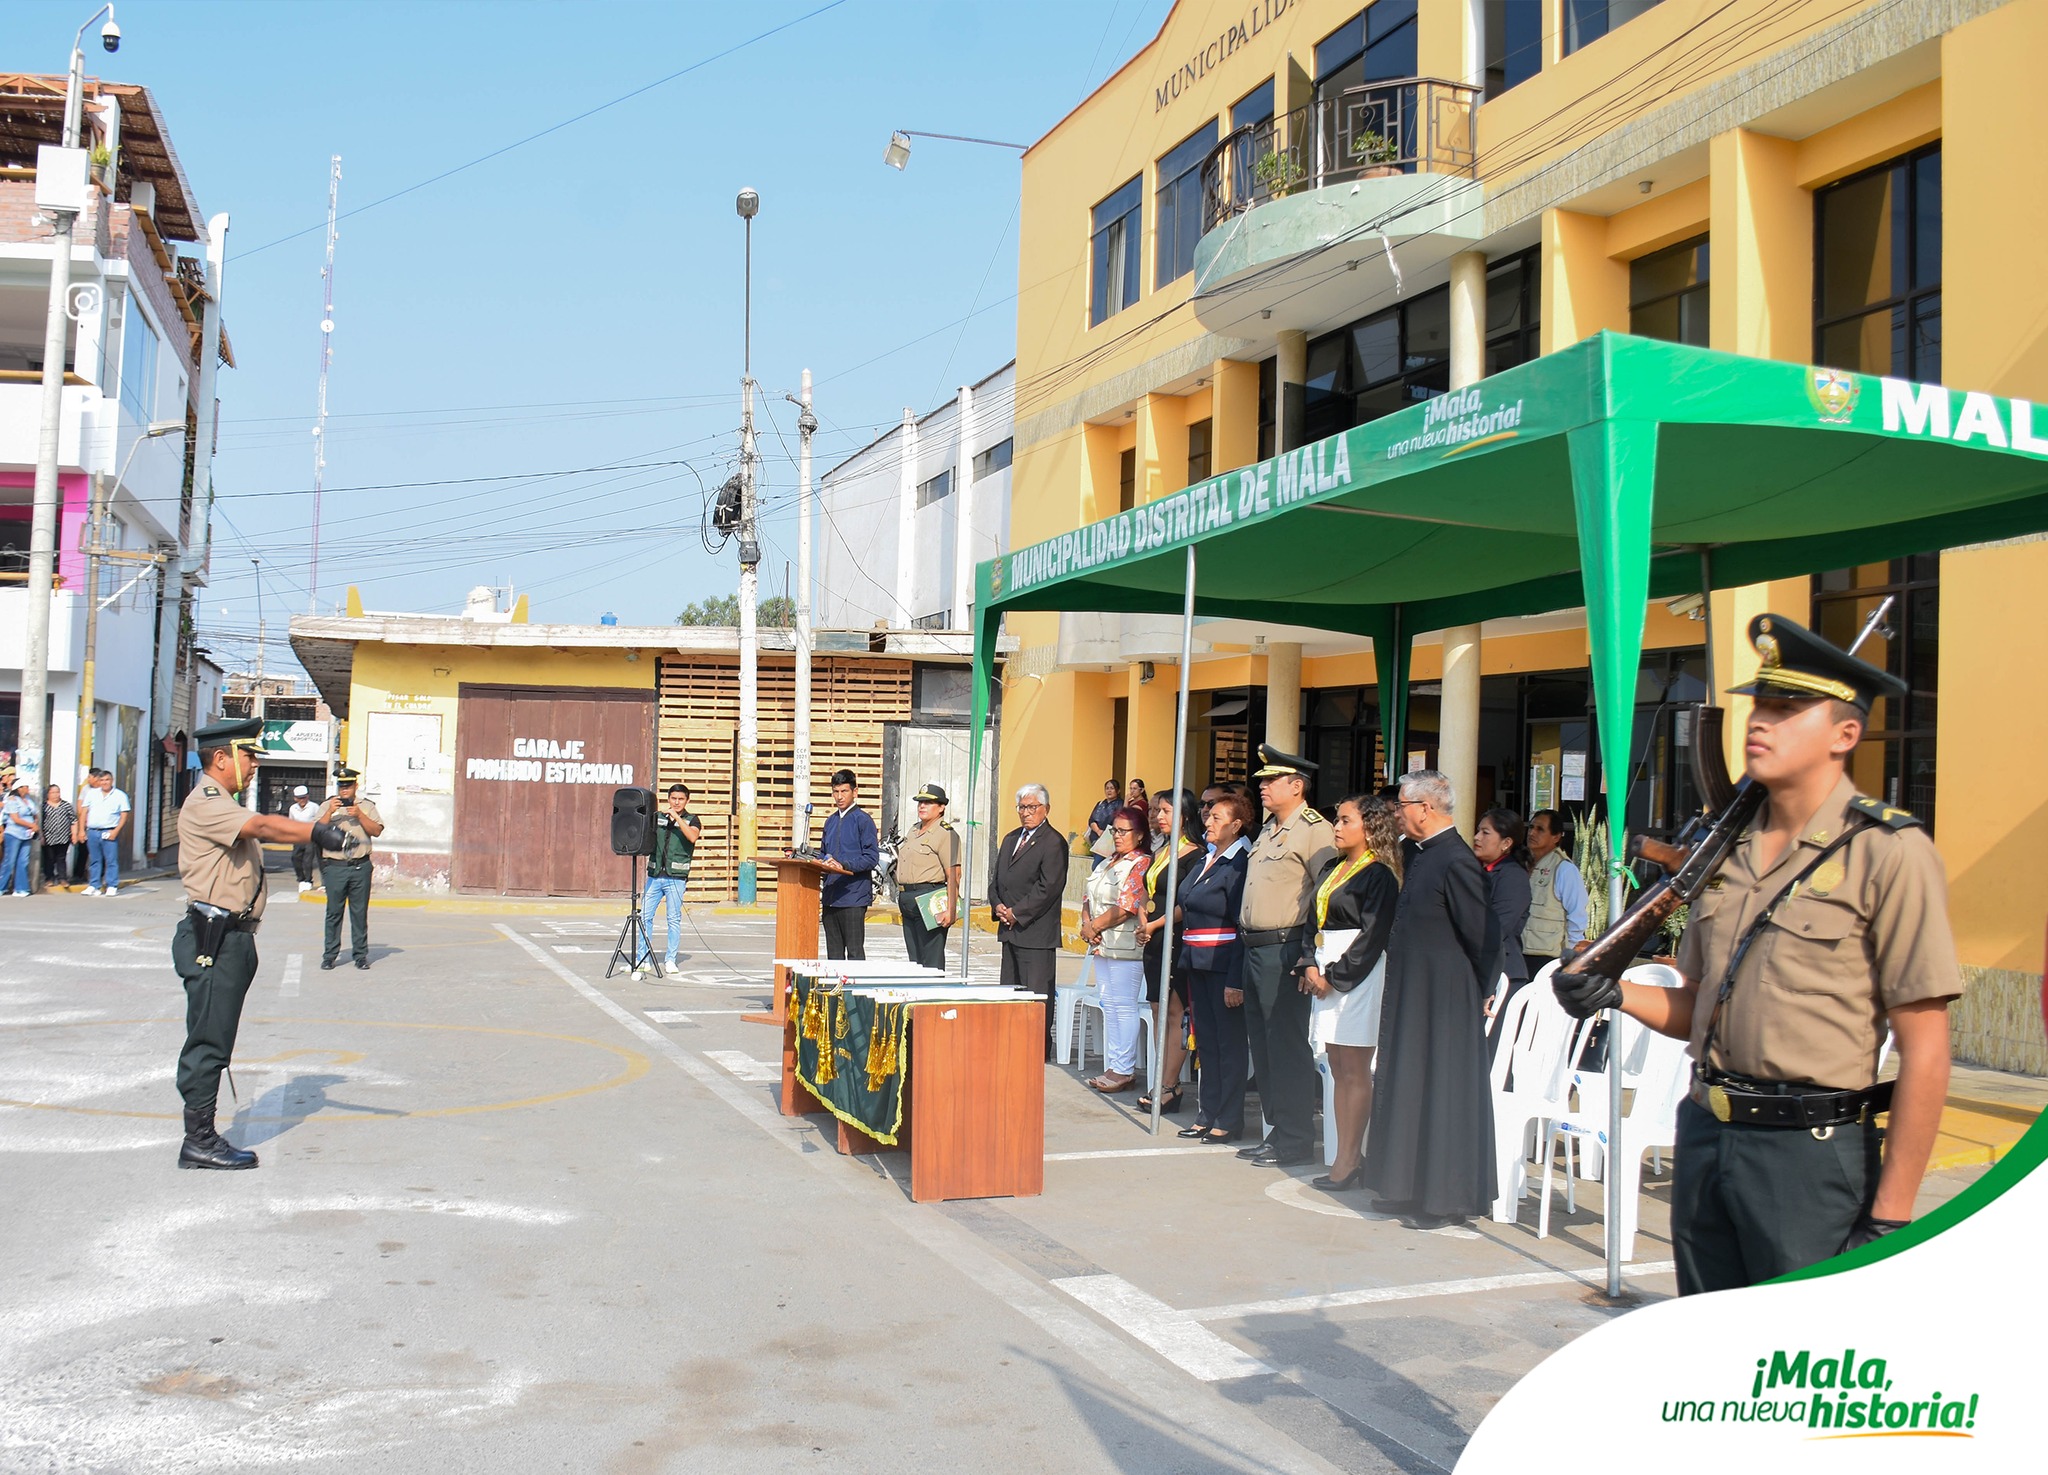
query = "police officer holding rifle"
xmin=173 ymin=717 xmax=346 ymax=1170
xmin=1556 ymin=610 xmax=1960 ymax=1293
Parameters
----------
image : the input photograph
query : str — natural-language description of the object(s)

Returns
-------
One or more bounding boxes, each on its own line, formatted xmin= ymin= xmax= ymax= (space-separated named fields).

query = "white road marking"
xmin=1044 ymin=1145 xmax=1244 ymax=1161
xmin=702 ymin=1050 xmax=781 ymax=1083
xmin=280 ymin=953 xmax=302 ymax=999
xmin=501 ymin=923 xmax=1348 ymax=1475
xmin=1182 ymin=1261 xmax=1680 ymax=1323
xmin=643 ymin=1009 xmax=749 ymax=1023
xmin=28 ymin=955 xmax=163 ymax=971
xmin=1051 ymin=1274 xmax=1274 ymax=1382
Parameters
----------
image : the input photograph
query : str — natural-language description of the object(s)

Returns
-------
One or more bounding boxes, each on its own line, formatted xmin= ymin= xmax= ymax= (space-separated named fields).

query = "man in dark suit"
xmin=989 ymin=783 xmax=1067 ymax=1060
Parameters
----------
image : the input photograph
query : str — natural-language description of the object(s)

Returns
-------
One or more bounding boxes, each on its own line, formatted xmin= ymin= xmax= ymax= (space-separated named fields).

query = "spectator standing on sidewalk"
xmin=818 ymin=768 xmax=879 ymax=960
xmin=287 ymin=786 xmax=322 ymax=893
xmin=1086 ymin=780 xmax=1121 ymax=868
xmin=2 ymin=779 xmax=38 ymax=896
xmin=80 ymin=769 xmax=131 ymax=896
xmin=40 ymin=783 xmax=76 ymax=890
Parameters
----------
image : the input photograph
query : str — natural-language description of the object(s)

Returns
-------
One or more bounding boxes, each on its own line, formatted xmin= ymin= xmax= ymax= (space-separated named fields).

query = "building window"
xmin=1629 ymin=235 xmax=1710 ymax=346
xmin=1187 ymin=418 xmax=1213 ymax=482
xmin=1814 ymin=145 xmax=1941 ymax=381
xmin=1485 ymin=248 xmax=1542 ymax=373
xmin=915 ymin=469 xmax=951 ymax=508
xmin=1090 ymin=176 xmax=1142 ymax=326
xmin=1118 ymin=447 xmax=1137 ymax=511
xmin=1257 ymin=357 xmax=1277 ymax=459
xmin=1156 ymin=119 xmax=1218 ymax=288
xmin=1315 ymin=3 xmax=1421 ymax=169
xmin=1563 ymin=0 xmax=1665 ymax=56
xmin=1812 ymin=557 xmax=1939 ymax=830
xmin=120 ymin=304 xmax=160 ymax=424
xmin=1484 ymin=2 xmax=1544 ymax=97
xmin=971 ymin=437 xmax=1012 ymax=480
xmin=1303 ymin=282 xmax=1453 ymax=442
xmin=911 ymin=610 xmax=951 ymax=631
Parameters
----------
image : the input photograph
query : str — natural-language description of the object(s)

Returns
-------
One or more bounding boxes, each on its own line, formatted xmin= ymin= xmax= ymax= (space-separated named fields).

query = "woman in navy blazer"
xmin=1174 ymin=791 xmax=1254 ymax=1142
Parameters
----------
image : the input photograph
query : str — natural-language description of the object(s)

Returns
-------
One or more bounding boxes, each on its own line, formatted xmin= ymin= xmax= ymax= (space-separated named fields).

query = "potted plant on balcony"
xmin=1349 ymin=130 xmax=1401 ymax=178
xmin=1252 ymin=147 xmax=1302 ymax=197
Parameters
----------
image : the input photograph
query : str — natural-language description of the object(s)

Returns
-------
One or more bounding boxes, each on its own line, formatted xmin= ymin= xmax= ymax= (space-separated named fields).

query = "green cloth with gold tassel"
xmin=792 ymin=972 xmax=912 ymax=1144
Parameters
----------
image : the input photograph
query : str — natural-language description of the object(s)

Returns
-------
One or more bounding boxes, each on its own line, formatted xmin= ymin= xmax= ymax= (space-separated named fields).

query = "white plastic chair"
xmin=1489 ymin=965 xmax=1593 ymax=1224
xmin=1067 ymin=957 xmax=1156 ymax=1085
xmin=1483 ymin=972 xmax=1512 ymax=1036
xmin=1538 ymin=1023 xmax=1692 ymax=1258
xmin=1569 ymin=962 xmax=1688 ymax=1181
xmin=1054 ymin=956 xmax=1098 ymax=1066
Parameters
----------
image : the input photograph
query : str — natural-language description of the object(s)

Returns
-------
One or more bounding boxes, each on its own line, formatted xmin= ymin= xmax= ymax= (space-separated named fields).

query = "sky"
xmin=16 ymin=0 xmax=1174 ymax=678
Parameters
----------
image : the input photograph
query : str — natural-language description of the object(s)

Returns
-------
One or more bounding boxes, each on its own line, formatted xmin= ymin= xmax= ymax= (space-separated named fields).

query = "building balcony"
xmin=1056 ymin=611 xmax=1215 ymax=671
xmin=1190 ymin=77 xmax=1485 ymax=335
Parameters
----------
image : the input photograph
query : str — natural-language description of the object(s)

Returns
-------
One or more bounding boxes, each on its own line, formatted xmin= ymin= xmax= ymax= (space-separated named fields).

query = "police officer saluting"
xmin=1558 ymin=615 xmax=1961 ymax=1292
xmin=175 ymin=718 xmax=345 ymax=1169
xmin=1236 ymin=745 xmax=1337 ymax=1167
xmin=895 ymin=782 xmax=960 ymax=970
xmin=319 ymin=766 xmax=384 ymax=971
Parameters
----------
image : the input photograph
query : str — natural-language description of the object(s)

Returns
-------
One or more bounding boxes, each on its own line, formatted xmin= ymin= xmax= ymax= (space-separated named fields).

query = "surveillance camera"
xmin=101 ymin=20 xmax=121 ymax=52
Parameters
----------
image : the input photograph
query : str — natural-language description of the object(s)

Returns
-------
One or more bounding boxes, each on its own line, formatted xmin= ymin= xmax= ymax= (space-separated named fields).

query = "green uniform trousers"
xmin=172 ymin=915 xmax=258 ymax=1112
xmin=322 ymin=858 xmax=372 ymax=964
xmin=1672 ymin=1097 xmax=1880 ymax=1295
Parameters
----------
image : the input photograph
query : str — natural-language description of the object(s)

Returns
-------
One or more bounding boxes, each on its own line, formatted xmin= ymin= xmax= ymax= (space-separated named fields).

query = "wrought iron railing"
xmin=1199 ymin=77 xmax=1481 ymax=234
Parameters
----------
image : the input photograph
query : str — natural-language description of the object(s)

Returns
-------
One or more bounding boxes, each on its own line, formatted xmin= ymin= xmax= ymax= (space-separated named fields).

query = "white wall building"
xmin=816 ymin=362 xmax=1012 ymax=632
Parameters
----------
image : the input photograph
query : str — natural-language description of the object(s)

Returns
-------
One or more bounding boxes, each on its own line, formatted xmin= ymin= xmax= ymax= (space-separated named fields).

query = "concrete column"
xmin=895 ymin=407 xmax=916 ymax=625
xmin=1448 ymin=250 xmax=1487 ymax=391
xmin=1265 ymin=641 xmax=1303 ymax=758
xmin=1540 ymin=208 xmax=1627 ymax=353
xmin=1275 ymin=329 xmax=1308 ymax=452
xmin=1439 ymin=623 xmax=1482 ymax=837
xmin=1210 ymin=357 xmax=1260 ymax=472
xmin=951 ymin=383 xmax=973 ymax=628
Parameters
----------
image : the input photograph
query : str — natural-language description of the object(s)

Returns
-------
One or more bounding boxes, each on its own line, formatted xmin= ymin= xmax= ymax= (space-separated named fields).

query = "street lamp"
xmin=734 ymin=187 xmax=762 ymax=904
xmin=17 ymin=3 xmax=124 ymax=802
xmin=882 ymin=129 xmax=1029 ymax=169
xmin=74 ymin=418 xmax=184 ymax=795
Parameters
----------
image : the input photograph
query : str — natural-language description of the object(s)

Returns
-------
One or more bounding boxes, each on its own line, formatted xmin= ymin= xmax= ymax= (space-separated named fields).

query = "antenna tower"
xmin=308 ymin=154 xmax=341 ymax=613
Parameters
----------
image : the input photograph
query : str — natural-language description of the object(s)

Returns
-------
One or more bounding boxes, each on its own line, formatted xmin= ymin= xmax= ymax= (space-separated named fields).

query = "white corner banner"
xmin=1457 ymin=1160 xmax=2043 ymax=1470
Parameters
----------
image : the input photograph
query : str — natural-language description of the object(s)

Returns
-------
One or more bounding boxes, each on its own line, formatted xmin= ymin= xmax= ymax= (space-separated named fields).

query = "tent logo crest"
xmin=1806 ymin=368 xmax=1860 ymax=424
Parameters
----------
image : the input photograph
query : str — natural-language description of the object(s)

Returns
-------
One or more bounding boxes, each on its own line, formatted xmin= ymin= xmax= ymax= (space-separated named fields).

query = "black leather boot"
xmin=178 ymin=1106 xmax=258 ymax=1170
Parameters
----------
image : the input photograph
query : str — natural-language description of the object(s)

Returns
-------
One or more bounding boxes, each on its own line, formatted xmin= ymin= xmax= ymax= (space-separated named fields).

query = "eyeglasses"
xmin=1394 ymin=799 xmax=1427 ymax=810
xmin=1111 ymin=825 xmax=1138 ymax=835
xmin=1016 ymin=802 xmax=1045 ymax=811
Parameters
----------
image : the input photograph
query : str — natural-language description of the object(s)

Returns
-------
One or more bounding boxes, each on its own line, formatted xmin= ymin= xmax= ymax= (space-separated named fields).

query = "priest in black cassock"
xmin=1362 ymin=769 xmax=1499 ymax=1230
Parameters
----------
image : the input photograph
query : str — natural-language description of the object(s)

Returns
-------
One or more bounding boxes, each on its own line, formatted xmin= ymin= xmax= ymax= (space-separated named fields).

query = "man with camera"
xmin=318 ymin=767 xmax=384 ymax=971
xmin=644 ymin=783 xmax=701 ymax=971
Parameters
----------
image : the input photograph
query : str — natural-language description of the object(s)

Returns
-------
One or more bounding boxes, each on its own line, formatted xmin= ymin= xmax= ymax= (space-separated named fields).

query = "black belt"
xmin=186 ymin=900 xmax=256 ymax=967
xmin=1240 ymin=925 xmax=1304 ymax=948
xmin=899 ymin=880 xmax=941 ymax=891
xmin=1690 ymin=1070 xmax=1893 ymax=1129
xmin=325 ymin=855 xmax=370 ymax=865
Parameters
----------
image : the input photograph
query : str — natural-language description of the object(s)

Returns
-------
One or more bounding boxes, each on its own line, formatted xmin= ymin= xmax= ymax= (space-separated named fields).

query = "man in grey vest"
xmin=1519 ymin=808 xmax=1587 ymax=982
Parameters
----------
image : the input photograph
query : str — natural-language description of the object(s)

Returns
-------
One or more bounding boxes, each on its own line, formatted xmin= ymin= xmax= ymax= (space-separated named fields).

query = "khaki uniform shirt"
xmin=1239 ymin=805 xmax=1338 ymax=932
xmin=178 ymin=781 xmax=267 ymax=924
xmin=320 ymin=797 xmax=382 ymax=861
xmin=896 ymin=819 xmax=959 ymax=886
xmin=1676 ymin=775 xmax=1960 ymax=1091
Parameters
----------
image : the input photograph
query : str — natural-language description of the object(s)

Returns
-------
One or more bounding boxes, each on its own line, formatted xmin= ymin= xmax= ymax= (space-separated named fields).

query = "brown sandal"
xmin=1088 ymin=1073 xmax=1136 ymax=1093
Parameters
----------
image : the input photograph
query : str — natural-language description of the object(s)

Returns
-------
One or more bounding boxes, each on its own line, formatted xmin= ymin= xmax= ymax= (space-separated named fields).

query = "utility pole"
xmin=308 ymin=155 xmax=340 ymax=613
xmin=19 ymin=16 xmax=107 ymax=805
xmin=787 ymin=370 xmax=815 ymax=849
xmin=734 ymin=187 xmax=761 ymax=903
xmin=248 ymin=557 xmax=265 ymax=814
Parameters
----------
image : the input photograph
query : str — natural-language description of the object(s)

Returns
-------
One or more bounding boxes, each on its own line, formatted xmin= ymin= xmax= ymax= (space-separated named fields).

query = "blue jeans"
xmin=642 ymin=875 xmax=687 ymax=958
xmin=1 ymin=833 xmax=31 ymax=894
xmin=87 ymin=829 xmax=121 ymax=889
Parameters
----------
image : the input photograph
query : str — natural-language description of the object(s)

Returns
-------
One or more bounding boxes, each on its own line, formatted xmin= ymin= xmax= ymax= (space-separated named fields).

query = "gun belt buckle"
xmin=1707 ymin=1084 xmax=1733 ymax=1122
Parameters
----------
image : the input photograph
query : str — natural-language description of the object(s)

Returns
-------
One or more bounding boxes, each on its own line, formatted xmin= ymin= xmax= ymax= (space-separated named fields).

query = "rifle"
xmin=1556 ymin=596 xmax=1894 ymax=983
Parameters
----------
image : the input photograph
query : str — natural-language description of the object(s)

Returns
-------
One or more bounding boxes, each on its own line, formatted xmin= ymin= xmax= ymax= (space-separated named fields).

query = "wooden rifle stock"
xmin=1558 ymin=704 xmax=1760 ymax=982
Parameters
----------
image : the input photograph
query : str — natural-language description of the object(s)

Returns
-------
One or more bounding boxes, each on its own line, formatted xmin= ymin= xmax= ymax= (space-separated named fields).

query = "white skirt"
xmin=1310 ymin=928 xmax=1385 ymax=1048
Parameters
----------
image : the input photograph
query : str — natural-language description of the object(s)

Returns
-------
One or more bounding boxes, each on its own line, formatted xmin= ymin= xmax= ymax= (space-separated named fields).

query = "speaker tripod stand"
xmin=607 ymin=853 xmax=665 ymax=980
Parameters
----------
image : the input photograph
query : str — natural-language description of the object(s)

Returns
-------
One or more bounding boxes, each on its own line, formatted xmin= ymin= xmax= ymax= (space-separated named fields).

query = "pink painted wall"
xmin=0 ymin=473 xmax=89 ymax=587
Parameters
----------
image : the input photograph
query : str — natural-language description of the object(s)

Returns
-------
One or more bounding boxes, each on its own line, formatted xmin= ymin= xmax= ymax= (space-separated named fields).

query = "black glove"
xmin=1553 ymin=966 xmax=1623 ymax=1019
xmin=1842 ymin=1214 xmax=1910 ymax=1251
xmin=309 ymin=821 xmax=348 ymax=852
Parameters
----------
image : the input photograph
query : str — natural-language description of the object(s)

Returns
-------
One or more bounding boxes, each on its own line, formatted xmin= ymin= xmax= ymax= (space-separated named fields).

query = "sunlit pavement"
xmin=1 ymin=875 xmax=2017 ymax=1473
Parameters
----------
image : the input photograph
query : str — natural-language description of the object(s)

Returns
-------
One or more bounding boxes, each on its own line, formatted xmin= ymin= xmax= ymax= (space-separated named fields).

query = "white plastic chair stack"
xmin=1537 ymin=1024 xmax=1692 ymax=1258
xmin=1483 ymin=972 xmax=1512 ymax=1036
xmin=1488 ymin=964 xmax=1591 ymax=1224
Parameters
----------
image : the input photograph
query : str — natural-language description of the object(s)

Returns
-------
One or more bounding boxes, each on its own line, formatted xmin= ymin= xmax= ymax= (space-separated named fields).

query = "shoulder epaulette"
xmin=1301 ymin=807 xmax=1326 ymax=826
xmin=939 ymin=819 xmax=954 ymax=829
xmin=1848 ymin=795 xmax=1921 ymax=831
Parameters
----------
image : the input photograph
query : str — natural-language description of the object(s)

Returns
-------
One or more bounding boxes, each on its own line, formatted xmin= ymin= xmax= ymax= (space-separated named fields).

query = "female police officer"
xmin=174 ymin=717 xmax=343 ymax=1170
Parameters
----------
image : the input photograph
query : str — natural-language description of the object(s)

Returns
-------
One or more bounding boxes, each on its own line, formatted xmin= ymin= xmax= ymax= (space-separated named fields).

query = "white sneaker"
xmin=297 ymin=881 xmax=312 ymax=893
xmin=103 ymin=886 xmax=118 ymax=897
xmin=82 ymin=886 xmax=100 ymax=896
xmin=663 ymin=953 xmax=678 ymax=970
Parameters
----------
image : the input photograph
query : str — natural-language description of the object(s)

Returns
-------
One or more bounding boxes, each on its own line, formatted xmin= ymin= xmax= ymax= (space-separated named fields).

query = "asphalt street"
xmin=0 ymin=874 xmax=1995 ymax=1473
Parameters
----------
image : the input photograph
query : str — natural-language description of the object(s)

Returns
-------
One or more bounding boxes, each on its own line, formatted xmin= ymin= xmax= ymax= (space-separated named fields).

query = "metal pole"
xmin=1149 ymin=545 xmax=1199 ymax=1136
xmin=1606 ymin=867 xmax=1626 ymax=1298
xmin=18 ymin=45 xmax=91 ymax=807
xmin=308 ymin=156 xmax=340 ymax=614
xmin=76 ymin=473 xmax=105 ymax=798
xmin=792 ymin=371 xmax=814 ymax=853
xmin=735 ymin=200 xmax=761 ymax=903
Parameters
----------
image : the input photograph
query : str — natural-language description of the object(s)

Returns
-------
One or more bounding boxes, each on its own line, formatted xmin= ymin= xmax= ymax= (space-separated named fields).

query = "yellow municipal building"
xmin=999 ymin=0 xmax=2046 ymax=1070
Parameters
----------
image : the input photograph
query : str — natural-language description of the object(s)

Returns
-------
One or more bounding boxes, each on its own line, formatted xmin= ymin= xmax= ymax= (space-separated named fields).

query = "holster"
xmin=187 ymin=901 xmax=239 ymax=968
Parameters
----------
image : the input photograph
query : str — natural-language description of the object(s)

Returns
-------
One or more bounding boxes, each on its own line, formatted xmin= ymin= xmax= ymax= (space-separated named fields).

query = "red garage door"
xmin=453 ymin=684 xmax=654 ymax=897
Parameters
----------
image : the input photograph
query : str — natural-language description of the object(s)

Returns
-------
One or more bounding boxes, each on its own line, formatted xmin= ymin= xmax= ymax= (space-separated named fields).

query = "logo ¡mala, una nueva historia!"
xmin=1659 ymin=1348 xmax=1981 ymax=1439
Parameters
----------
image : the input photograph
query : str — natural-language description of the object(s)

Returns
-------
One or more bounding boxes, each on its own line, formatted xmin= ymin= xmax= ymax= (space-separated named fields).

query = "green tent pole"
xmin=1365 ymin=606 xmax=1412 ymax=787
xmin=1566 ymin=415 xmax=1658 ymax=1300
xmin=963 ymin=589 xmax=1002 ymax=979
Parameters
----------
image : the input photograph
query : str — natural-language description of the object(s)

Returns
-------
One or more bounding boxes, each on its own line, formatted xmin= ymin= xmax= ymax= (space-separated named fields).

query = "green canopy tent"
xmin=965 ymin=331 xmax=2048 ymax=1291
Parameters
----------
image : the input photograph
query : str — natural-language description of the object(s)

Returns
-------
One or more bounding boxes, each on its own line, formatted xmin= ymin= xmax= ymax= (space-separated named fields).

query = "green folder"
xmin=915 ymin=888 xmax=949 ymax=930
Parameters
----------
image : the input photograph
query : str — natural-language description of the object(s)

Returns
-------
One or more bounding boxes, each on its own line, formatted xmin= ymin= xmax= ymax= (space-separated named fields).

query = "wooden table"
xmin=742 ymin=855 xmax=832 ymax=1025
xmin=780 ymin=973 xmax=1044 ymax=1203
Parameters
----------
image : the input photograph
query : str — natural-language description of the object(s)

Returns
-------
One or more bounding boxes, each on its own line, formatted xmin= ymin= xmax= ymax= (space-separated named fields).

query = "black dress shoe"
xmin=320 ymin=958 xmax=337 ymax=970
xmin=1312 ymin=1166 xmax=1366 ymax=1192
xmin=1236 ymin=1140 xmax=1275 ymax=1160
xmin=354 ymin=959 xmax=370 ymax=970
xmin=1177 ymin=1123 xmax=1211 ymax=1139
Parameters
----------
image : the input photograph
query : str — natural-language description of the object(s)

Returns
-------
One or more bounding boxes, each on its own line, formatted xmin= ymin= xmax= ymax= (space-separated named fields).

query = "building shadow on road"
xmin=229 ymin=1072 xmax=407 ymax=1147
xmin=1018 ymin=1345 xmax=1299 ymax=1473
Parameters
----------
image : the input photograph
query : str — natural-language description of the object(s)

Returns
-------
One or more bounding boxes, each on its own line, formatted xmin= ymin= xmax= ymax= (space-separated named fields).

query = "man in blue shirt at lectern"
xmin=818 ymin=767 xmax=879 ymax=961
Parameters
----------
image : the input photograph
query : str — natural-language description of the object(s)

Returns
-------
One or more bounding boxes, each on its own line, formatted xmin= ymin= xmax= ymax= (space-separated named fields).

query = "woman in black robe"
xmin=1362 ymin=771 xmax=1499 ymax=1230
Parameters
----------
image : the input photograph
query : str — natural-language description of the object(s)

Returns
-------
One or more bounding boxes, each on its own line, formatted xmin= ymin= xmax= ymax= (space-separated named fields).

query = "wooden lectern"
xmin=743 ymin=855 xmax=831 ymax=1025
